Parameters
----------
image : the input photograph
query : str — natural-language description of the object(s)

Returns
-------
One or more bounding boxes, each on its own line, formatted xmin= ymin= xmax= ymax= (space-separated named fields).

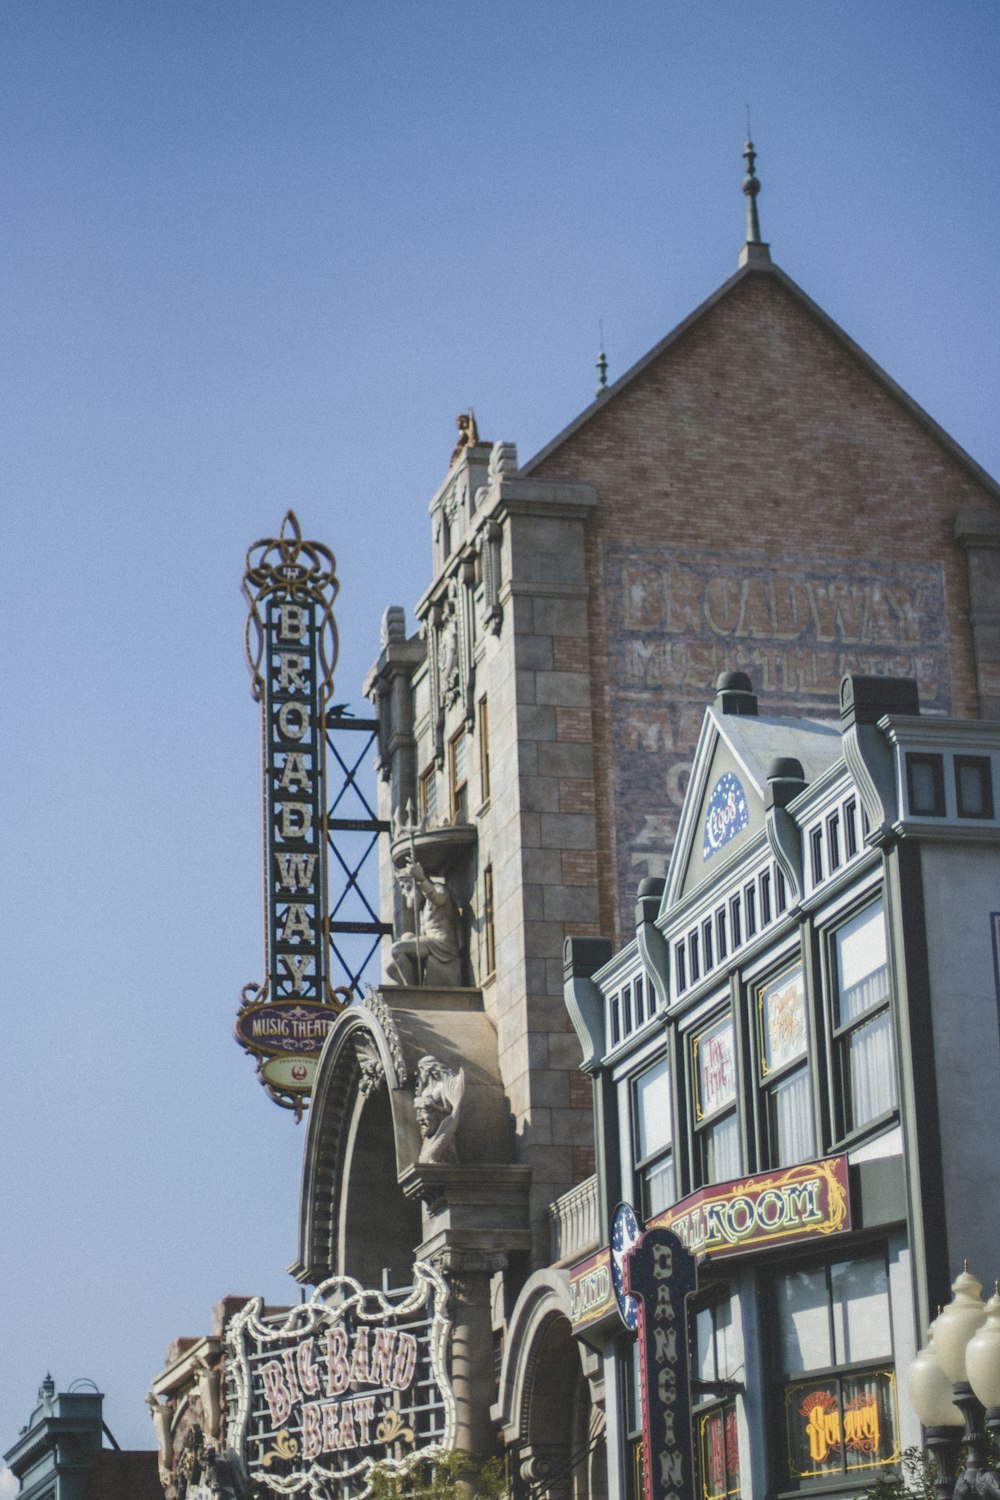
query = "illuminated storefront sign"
xmin=226 ymin=1263 xmax=455 ymax=1500
xmin=785 ymin=1372 xmax=899 ymax=1479
xmin=237 ymin=512 xmax=349 ymax=1114
xmin=623 ymin=1227 xmax=697 ymax=1500
xmin=568 ymin=1158 xmax=850 ymax=1333
xmin=650 ymin=1156 xmax=850 ymax=1259
xmin=568 ymin=1249 xmax=615 ymax=1331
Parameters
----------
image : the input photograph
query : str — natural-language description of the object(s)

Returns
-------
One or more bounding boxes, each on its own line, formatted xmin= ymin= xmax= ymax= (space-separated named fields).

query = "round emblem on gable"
xmin=702 ymin=772 xmax=749 ymax=860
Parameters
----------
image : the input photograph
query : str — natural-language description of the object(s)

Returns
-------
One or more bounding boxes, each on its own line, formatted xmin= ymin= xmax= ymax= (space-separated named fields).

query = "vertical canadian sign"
xmin=236 ymin=512 xmax=349 ymax=1115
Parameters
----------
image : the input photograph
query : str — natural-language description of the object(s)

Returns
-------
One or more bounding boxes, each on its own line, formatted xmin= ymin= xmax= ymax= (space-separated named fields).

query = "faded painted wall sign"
xmin=605 ymin=543 xmax=951 ymax=933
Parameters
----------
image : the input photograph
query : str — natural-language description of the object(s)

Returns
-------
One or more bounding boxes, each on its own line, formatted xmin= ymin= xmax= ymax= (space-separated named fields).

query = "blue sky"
xmin=1 ymin=0 xmax=998 ymax=1458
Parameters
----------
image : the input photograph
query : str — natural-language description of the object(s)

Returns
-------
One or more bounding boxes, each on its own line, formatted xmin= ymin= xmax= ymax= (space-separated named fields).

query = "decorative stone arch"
xmin=294 ymin=986 xmax=517 ymax=1291
xmin=495 ymin=1271 xmax=607 ymax=1500
xmin=294 ymin=991 xmax=422 ymax=1288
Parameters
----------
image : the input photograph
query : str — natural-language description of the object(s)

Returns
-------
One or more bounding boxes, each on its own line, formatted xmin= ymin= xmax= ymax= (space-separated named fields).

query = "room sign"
xmin=648 ymin=1156 xmax=850 ymax=1259
xmin=568 ymin=1157 xmax=849 ymax=1334
xmin=236 ymin=512 xmax=349 ymax=1115
xmin=225 ymin=1262 xmax=456 ymax=1500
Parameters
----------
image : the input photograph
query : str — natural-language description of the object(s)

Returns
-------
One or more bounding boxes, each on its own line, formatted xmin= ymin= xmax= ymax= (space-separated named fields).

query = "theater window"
xmin=772 ymin=1252 xmax=899 ymax=1485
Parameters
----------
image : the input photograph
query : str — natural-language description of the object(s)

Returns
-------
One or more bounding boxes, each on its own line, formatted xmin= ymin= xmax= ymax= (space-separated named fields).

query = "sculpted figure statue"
xmin=449 ymin=408 xmax=480 ymax=467
xmin=385 ymin=860 xmax=463 ymax=988
xmin=413 ymin=1054 xmax=466 ymax=1164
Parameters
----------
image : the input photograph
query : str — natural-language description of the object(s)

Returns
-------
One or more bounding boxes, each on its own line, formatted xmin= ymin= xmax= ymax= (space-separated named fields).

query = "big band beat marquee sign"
xmin=236 ymin=513 xmax=350 ymax=1113
xmin=225 ymin=1263 xmax=456 ymax=1500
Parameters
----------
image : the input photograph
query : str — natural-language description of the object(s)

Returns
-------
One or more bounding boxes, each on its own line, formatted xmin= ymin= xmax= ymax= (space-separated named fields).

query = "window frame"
xmin=632 ymin=1054 xmax=675 ymax=1218
xmin=448 ymin=725 xmax=469 ymax=822
xmin=955 ymin=754 xmax=994 ymax=820
xmin=767 ymin=1247 xmax=900 ymax=1490
xmin=825 ymin=895 xmax=897 ymax=1144
xmin=690 ymin=1007 xmax=741 ymax=1188
xmin=418 ymin=762 xmax=437 ymax=823
xmin=478 ymin=696 xmax=491 ymax=805
xmin=691 ymin=1290 xmax=742 ymax=1500
xmin=753 ymin=955 xmax=816 ymax=1170
xmin=905 ymin=752 xmax=945 ymax=817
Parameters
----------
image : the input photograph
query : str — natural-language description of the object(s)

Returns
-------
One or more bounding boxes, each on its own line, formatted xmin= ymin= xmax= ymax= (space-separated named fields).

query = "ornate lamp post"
xmin=908 ymin=1266 xmax=1000 ymax=1500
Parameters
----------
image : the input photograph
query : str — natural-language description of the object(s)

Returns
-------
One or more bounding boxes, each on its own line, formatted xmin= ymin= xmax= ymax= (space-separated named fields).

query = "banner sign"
xmin=568 ymin=1157 xmax=850 ymax=1333
xmin=568 ymin=1248 xmax=616 ymax=1332
xmin=649 ymin=1156 xmax=850 ymax=1260
xmin=623 ymin=1228 xmax=697 ymax=1500
xmin=225 ymin=1263 xmax=456 ymax=1500
xmin=237 ymin=512 xmax=349 ymax=1114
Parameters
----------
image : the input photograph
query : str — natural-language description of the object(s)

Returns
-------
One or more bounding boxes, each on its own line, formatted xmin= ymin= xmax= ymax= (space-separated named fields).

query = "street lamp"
xmin=908 ymin=1266 xmax=1000 ymax=1500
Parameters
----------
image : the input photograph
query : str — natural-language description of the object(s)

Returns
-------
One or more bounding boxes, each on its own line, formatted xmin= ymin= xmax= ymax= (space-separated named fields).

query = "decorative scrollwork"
xmin=361 ymin=988 xmax=409 ymax=1089
xmin=242 ymin=510 xmax=339 ymax=710
xmin=374 ymin=1408 xmax=415 ymax=1445
xmin=261 ymin=1430 xmax=299 ymax=1466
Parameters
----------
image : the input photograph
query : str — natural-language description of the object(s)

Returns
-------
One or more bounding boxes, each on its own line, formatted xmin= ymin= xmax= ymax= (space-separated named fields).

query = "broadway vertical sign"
xmin=236 ymin=512 xmax=349 ymax=1114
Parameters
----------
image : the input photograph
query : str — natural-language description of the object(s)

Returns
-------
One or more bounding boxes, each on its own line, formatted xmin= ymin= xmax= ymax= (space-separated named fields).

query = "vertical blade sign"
xmin=236 ymin=512 xmax=349 ymax=1117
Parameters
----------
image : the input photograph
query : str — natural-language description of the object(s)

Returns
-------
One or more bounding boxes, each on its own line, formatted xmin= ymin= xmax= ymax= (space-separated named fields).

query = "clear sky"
xmin=1 ymin=0 xmax=998 ymax=1461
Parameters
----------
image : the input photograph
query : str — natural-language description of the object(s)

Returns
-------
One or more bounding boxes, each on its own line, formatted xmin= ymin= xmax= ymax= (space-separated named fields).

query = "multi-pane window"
xmin=694 ymin=1297 xmax=742 ymax=1500
xmin=449 ymin=727 xmax=469 ymax=821
xmin=773 ymin=1253 xmax=899 ymax=1485
xmin=832 ymin=899 xmax=895 ymax=1135
xmin=418 ymin=763 xmax=437 ymax=823
xmin=757 ymin=961 xmax=814 ymax=1168
xmin=634 ymin=1058 xmax=674 ymax=1216
xmin=692 ymin=1013 xmax=740 ymax=1186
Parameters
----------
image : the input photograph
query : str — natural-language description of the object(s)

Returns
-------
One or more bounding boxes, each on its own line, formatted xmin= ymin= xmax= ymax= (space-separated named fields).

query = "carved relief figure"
xmin=385 ymin=860 xmax=462 ymax=988
xmin=438 ymin=603 xmax=461 ymax=706
xmin=413 ymin=1054 xmax=466 ymax=1164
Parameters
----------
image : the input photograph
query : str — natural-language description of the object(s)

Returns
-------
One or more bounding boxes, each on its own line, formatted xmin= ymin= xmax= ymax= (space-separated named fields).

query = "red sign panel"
xmin=648 ymin=1156 xmax=850 ymax=1259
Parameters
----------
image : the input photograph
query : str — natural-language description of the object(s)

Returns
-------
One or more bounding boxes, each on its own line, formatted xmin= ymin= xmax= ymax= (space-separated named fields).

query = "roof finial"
xmin=595 ymin=319 xmax=608 ymax=397
xmin=738 ymin=115 xmax=771 ymax=269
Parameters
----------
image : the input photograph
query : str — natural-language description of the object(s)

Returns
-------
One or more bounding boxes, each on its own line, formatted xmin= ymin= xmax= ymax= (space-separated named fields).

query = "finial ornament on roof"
xmin=739 ymin=120 xmax=771 ymax=269
xmin=595 ymin=319 xmax=608 ymax=397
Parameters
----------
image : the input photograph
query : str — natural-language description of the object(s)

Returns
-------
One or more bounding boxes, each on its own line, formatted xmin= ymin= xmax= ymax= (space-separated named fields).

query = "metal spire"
xmin=738 ymin=116 xmax=771 ymax=268
xmin=595 ymin=319 xmax=608 ymax=397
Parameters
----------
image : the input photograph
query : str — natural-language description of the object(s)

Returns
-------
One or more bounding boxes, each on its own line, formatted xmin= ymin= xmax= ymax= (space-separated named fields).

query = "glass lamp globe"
xmin=930 ymin=1266 xmax=987 ymax=1383
xmin=909 ymin=1337 xmax=963 ymax=1428
xmin=966 ymin=1288 xmax=1000 ymax=1408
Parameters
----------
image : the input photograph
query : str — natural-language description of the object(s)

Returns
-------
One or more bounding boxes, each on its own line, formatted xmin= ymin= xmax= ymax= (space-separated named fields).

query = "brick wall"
xmin=531 ymin=265 xmax=997 ymax=943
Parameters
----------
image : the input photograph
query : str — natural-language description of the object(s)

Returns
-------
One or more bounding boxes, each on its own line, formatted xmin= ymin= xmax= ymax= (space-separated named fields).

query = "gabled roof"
xmin=664 ymin=703 xmax=843 ymax=911
xmin=521 ymin=259 xmax=1000 ymax=501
